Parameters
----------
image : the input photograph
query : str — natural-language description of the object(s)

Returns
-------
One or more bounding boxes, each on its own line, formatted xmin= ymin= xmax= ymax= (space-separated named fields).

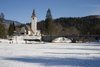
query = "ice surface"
xmin=0 ymin=40 xmax=100 ymax=67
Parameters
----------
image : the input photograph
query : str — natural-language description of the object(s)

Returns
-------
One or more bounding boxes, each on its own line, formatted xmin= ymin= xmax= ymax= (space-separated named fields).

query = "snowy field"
xmin=0 ymin=42 xmax=100 ymax=67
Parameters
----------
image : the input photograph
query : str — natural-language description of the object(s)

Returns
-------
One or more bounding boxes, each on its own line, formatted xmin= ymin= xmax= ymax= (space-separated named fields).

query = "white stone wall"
xmin=36 ymin=30 xmax=41 ymax=36
xmin=31 ymin=16 xmax=37 ymax=35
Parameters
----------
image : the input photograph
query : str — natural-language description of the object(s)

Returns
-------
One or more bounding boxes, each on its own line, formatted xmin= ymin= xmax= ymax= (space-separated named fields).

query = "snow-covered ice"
xmin=52 ymin=37 xmax=71 ymax=43
xmin=0 ymin=41 xmax=100 ymax=67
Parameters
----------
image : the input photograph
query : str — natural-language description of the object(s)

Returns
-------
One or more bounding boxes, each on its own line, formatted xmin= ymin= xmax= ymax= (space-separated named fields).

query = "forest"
xmin=37 ymin=15 xmax=100 ymax=35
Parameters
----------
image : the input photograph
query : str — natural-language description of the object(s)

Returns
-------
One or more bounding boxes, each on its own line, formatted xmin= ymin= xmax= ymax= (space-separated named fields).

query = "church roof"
xmin=20 ymin=25 xmax=31 ymax=33
xmin=20 ymin=27 xmax=25 ymax=33
xmin=25 ymin=25 xmax=31 ymax=30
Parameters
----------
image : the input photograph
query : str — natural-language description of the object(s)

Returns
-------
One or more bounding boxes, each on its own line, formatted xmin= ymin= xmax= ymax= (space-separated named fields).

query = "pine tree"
xmin=8 ymin=23 xmax=14 ymax=36
xmin=45 ymin=8 xmax=54 ymax=35
xmin=0 ymin=13 xmax=6 ymax=38
xmin=0 ymin=23 xmax=6 ymax=38
xmin=13 ymin=21 xmax=15 ymax=31
xmin=0 ymin=13 xmax=4 ymax=22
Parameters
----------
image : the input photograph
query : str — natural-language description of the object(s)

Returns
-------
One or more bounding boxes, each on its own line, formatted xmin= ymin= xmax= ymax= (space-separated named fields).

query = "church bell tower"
xmin=31 ymin=9 xmax=37 ymax=35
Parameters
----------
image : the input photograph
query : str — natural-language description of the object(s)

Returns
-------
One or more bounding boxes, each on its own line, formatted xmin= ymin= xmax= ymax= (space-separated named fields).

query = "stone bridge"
xmin=42 ymin=35 xmax=100 ymax=42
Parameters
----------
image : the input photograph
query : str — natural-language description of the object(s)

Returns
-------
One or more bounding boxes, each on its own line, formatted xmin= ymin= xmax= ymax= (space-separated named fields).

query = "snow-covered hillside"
xmin=0 ymin=42 xmax=100 ymax=67
xmin=4 ymin=19 xmax=22 ymax=28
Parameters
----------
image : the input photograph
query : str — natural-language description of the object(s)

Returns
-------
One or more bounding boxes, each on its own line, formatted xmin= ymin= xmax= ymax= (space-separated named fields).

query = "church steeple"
xmin=31 ymin=9 xmax=37 ymax=35
xmin=32 ymin=9 xmax=36 ymax=17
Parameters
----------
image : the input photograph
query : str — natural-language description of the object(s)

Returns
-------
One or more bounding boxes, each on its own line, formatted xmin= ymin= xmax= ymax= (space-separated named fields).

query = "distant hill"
xmin=4 ymin=19 xmax=22 ymax=28
xmin=85 ymin=15 xmax=100 ymax=18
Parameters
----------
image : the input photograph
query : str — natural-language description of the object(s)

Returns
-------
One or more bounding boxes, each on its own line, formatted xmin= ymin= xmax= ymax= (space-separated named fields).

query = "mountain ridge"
xmin=4 ymin=19 xmax=22 ymax=28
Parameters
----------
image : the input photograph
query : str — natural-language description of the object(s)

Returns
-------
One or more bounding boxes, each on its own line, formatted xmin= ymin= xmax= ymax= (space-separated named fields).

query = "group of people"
xmin=9 ymin=41 xmax=18 ymax=44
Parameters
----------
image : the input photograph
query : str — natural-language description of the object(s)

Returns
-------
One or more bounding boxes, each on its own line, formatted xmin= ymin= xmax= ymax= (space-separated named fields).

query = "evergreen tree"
xmin=45 ymin=8 xmax=54 ymax=35
xmin=13 ymin=21 xmax=15 ymax=31
xmin=0 ymin=23 xmax=6 ymax=38
xmin=8 ymin=23 xmax=14 ymax=36
xmin=0 ymin=13 xmax=4 ymax=22
xmin=0 ymin=13 xmax=6 ymax=38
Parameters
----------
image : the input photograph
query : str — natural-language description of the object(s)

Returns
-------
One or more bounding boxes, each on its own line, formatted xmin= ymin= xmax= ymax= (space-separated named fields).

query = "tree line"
xmin=0 ymin=9 xmax=100 ymax=38
xmin=0 ymin=12 xmax=16 ymax=38
xmin=38 ymin=9 xmax=100 ymax=35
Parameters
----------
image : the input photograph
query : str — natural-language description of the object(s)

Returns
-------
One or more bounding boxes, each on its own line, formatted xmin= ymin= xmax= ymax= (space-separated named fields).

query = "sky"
xmin=0 ymin=0 xmax=100 ymax=24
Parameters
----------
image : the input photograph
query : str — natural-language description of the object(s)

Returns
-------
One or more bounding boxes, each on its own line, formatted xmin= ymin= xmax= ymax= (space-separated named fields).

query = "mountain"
xmin=4 ymin=19 xmax=22 ymax=28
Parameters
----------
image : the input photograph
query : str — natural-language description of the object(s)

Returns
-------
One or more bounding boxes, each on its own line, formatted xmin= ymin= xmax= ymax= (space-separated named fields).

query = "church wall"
xmin=28 ymin=31 xmax=33 ymax=35
xmin=31 ymin=16 xmax=37 ymax=35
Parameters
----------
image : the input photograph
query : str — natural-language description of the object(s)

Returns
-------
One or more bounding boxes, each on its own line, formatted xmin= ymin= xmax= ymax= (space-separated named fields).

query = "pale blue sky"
xmin=0 ymin=0 xmax=100 ymax=23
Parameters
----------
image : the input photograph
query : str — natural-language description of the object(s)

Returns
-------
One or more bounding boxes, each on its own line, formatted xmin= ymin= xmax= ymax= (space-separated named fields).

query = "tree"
xmin=0 ymin=13 xmax=4 ymax=22
xmin=13 ymin=21 xmax=15 ymax=31
xmin=0 ymin=13 xmax=6 ymax=38
xmin=8 ymin=22 xmax=14 ymax=36
xmin=0 ymin=23 xmax=6 ymax=38
xmin=45 ymin=8 xmax=54 ymax=35
xmin=46 ymin=9 xmax=52 ymax=19
xmin=54 ymin=23 xmax=63 ymax=35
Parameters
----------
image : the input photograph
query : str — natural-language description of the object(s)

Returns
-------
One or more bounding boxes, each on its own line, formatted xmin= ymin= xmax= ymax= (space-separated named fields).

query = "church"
xmin=18 ymin=9 xmax=41 ymax=36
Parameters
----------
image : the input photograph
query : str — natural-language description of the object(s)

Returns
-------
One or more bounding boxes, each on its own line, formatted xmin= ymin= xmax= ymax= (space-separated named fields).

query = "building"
xmin=17 ymin=9 xmax=41 ymax=36
xmin=20 ymin=25 xmax=33 ymax=35
xmin=13 ymin=9 xmax=41 ymax=41
xmin=31 ymin=9 xmax=37 ymax=35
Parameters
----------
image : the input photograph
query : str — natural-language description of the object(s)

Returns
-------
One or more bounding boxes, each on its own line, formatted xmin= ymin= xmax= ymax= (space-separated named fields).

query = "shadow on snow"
xmin=4 ymin=56 xmax=100 ymax=67
xmin=44 ymin=52 xmax=100 ymax=55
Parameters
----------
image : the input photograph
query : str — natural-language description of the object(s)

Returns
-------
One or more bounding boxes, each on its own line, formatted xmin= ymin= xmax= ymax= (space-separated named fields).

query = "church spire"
xmin=32 ymin=9 xmax=36 ymax=16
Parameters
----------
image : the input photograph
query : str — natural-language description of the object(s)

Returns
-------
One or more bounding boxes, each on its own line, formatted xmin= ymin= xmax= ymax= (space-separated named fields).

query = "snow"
xmin=0 ymin=40 xmax=100 ymax=67
xmin=52 ymin=37 xmax=71 ymax=43
xmin=23 ymin=35 xmax=41 ymax=40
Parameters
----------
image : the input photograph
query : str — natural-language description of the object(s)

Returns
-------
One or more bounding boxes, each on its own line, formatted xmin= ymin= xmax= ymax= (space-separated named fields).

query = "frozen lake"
xmin=0 ymin=42 xmax=100 ymax=67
